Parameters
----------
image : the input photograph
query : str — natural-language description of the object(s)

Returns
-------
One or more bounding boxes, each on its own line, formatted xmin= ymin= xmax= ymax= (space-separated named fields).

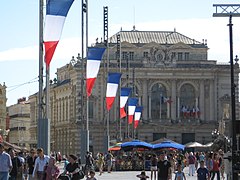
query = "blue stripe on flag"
xmin=120 ymin=88 xmax=131 ymax=96
xmin=88 ymin=47 xmax=106 ymax=60
xmin=128 ymin=98 xmax=138 ymax=106
xmin=108 ymin=73 xmax=122 ymax=84
xmin=46 ymin=0 xmax=74 ymax=16
xmin=135 ymin=106 xmax=143 ymax=113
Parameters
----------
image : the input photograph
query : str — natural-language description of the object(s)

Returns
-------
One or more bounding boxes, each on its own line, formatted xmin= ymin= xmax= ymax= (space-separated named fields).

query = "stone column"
xmin=171 ymin=80 xmax=177 ymax=120
xmin=177 ymin=97 xmax=181 ymax=118
xmin=199 ymin=80 xmax=205 ymax=120
xmin=142 ymin=80 xmax=148 ymax=120
xmin=149 ymin=92 xmax=152 ymax=119
xmin=167 ymin=103 xmax=170 ymax=119
xmin=209 ymin=80 xmax=214 ymax=121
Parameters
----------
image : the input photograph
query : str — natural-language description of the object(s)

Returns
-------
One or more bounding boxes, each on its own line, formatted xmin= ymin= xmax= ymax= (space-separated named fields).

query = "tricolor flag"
xmin=44 ymin=0 xmax=74 ymax=68
xmin=134 ymin=106 xmax=143 ymax=129
xmin=106 ymin=73 xmax=122 ymax=111
xmin=128 ymin=98 xmax=138 ymax=124
xmin=86 ymin=47 xmax=106 ymax=97
xmin=120 ymin=88 xmax=131 ymax=119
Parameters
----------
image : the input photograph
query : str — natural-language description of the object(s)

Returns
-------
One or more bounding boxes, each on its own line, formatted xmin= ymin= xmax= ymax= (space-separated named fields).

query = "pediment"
xmin=121 ymin=41 xmax=137 ymax=48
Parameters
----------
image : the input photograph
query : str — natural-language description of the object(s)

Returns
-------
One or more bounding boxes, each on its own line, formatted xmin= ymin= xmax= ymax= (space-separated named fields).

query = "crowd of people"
xmin=0 ymin=142 xmax=227 ymax=180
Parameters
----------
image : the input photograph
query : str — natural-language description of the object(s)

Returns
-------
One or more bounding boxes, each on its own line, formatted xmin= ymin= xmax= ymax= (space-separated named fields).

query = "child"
xmin=174 ymin=164 xmax=186 ymax=180
xmin=197 ymin=160 xmax=210 ymax=180
xmin=86 ymin=170 xmax=97 ymax=180
xmin=137 ymin=171 xmax=149 ymax=180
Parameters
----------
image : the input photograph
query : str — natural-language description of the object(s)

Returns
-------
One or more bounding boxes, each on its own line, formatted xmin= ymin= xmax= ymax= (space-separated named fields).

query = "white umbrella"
xmin=185 ymin=141 xmax=204 ymax=148
xmin=203 ymin=142 xmax=213 ymax=147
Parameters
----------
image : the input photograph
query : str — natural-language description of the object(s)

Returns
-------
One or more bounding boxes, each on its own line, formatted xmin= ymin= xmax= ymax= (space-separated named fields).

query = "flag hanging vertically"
xmin=86 ymin=47 xmax=106 ymax=97
xmin=128 ymin=98 xmax=138 ymax=124
xmin=120 ymin=88 xmax=131 ymax=119
xmin=106 ymin=73 xmax=122 ymax=111
xmin=44 ymin=0 xmax=74 ymax=68
xmin=134 ymin=106 xmax=143 ymax=129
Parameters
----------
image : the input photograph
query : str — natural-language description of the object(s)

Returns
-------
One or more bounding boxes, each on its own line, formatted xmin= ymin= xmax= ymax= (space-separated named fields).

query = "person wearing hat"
xmin=137 ymin=171 xmax=149 ymax=180
xmin=157 ymin=151 xmax=171 ymax=180
xmin=66 ymin=154 xmax=83 ymax=180
xmin=0 ymin=143 xmax=12 ymax=180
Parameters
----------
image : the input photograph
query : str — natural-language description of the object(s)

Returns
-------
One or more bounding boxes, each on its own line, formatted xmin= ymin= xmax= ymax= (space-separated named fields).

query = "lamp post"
xmin=213 ymin=4 xmax=240 ymax=179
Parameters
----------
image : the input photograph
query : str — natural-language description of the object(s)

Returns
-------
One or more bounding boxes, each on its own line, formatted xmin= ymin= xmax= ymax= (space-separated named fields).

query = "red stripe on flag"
xmin=134 ymin=120 xmax=139 ymax=129
xmin=106 ymin=97 xmax=115 ymax=111
xmin=128 ymin=115 xmax=133 ymax=124
xmin=86 ymin=78 xmax=96 ymax=97
xmin=44 ymin=41 xmax=58 ymax=68
xmin=120 ymin=107 xmax=126 ymax=119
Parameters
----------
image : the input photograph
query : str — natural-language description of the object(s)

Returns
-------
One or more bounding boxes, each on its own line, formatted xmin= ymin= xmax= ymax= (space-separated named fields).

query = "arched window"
xmin=0 ymin=89 xmax=2 ymax=95
xmin=151 ymin=83 xmax=167 ymax=120
xmin=180 ymin=83 xmax=196 ymax=118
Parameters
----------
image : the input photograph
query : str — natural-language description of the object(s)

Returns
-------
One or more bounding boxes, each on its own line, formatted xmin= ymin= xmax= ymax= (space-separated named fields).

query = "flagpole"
xmin=117 ymin=33 xmax=122 ymax=141
xmin=37 ymin=0 xmax=44 ymax=150
xmin=103 ymin=6 xmax=109 ymax=153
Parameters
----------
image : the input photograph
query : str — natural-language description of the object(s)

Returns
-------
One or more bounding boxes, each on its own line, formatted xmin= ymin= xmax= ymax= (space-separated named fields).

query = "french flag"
xmin=86 ymin=47 xmax=106 ymax=97
xmin=44 ymin=0 xmax=74 ymax=68
xmin=134 ymin=106 xmax=143 ymax=129
xmin=120 ymin=88 xmax=131 ymax=119
xmin=128 ymin=98 xmax=138 ymax=124
xmin=106 ymin=73 xmax=122 ymax=111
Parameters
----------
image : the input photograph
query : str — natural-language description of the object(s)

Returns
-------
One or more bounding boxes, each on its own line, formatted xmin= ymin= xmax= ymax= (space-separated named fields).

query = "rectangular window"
xmin=143 ymin=51 xmax=149 ymax=58
xmin=122 ymin=51 xmax=128 ymax=60
xmin=129 ymin=52 xmax=134 ymax=60
xmin=184 ymin=52 xmax=189 ymax=60
xmin=178 ymin=52 xmax=183 ymax=60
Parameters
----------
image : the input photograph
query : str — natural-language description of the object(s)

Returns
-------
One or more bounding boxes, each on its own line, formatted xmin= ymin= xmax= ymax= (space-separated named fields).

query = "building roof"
xmin=109 ymin=30 xmax=203 ymax=45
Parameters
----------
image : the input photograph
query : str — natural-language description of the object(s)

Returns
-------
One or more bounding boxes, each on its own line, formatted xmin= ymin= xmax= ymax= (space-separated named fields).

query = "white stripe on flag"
xmin=135 ymin=112 xmax=141 ymax=120
xmin=120 ymin=96 xmax=128 ymax=108
xmin=87 ymin=60 xmax=101 ymax=78
xmin=44 ymin=15 xmax=66 ymax=41
xmin=129 ymin=106 xmax=136 ymax=115
xmin=106 ymin=83 xmax=118 ymax=97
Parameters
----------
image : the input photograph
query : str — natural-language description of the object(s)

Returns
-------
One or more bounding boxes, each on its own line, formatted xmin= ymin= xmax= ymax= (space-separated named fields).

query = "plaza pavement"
xmin=57 ymin=162 xmax=204 ymax=179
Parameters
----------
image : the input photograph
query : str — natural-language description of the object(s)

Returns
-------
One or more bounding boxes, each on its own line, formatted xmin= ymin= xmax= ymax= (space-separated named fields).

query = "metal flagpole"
xmin=117 ymin=33 xmax=122 ymax=141
xmin=103 ymin=6 xmax=109 ymax=153
xmin=37 ymin=0 xmax=44 ymax=150
xmin=80 ymin=0 xmax=88 ymax=163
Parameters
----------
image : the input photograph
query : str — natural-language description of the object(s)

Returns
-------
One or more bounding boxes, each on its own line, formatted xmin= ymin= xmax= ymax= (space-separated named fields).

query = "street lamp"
xmin=211 ymin=129 xmax=220 ymax=139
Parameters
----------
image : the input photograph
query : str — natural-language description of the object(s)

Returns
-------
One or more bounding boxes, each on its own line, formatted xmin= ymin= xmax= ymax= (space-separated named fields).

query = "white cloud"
xmin=1 ymin=17 xmax=239 ymax=65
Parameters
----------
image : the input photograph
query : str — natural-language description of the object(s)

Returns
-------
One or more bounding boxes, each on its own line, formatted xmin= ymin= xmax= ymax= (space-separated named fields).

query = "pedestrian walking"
xmin=150 ymin=154 xmax=158 ymax=180
xmin=26 ymin=148 xmax=37 ymax=180
xmin=197 ymin=160 xmax=210 ymax=180
xmin=45 ymin=156 xmax=60 ymax=180
xmin=105 ymin=151 xmax=113 ymax=173
xmin=157 ymin=151 xmax=171 ymax=180
xmin=32 ymin=148 xmax=50 ymax=180
xmin=174 ymin=163 xmax=186 ymax=180
xmin=188 ymin=152 xmax=196 ymax=176
xmin=8 ymin=148 xmax=23 ymax=180
xmin=0 ymin=143 xmax=12 ymax=180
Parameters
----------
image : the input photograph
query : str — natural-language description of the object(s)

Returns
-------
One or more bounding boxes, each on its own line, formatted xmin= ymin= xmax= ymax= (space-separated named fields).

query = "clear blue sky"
xmin=0 ymin=0 xmax=240 ymax=106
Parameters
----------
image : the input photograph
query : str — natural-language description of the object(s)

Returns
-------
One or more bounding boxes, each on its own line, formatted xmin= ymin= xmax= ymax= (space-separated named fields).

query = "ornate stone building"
xmin=29 ymin=30 xmax=239 ymax=155
xmin=7 ymin=97 xmax=31 ymax=149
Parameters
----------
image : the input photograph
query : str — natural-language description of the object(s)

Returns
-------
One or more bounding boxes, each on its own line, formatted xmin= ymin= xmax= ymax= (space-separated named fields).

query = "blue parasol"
xmin=121 ymin=139 xmax=153 ymax=151
xmin=152 ymin=141 xmax=185 ymax=151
